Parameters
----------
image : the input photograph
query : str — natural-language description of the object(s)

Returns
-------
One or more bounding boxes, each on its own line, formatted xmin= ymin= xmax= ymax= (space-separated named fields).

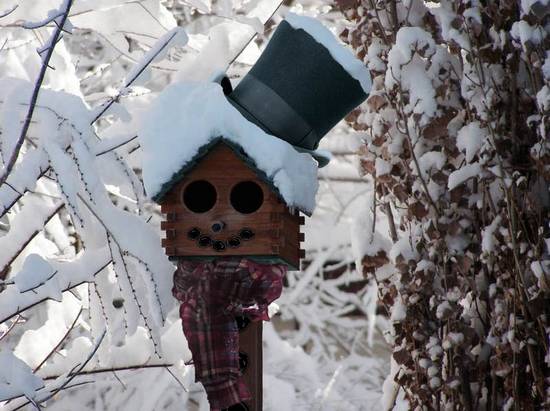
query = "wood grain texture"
xmin=240 ymin=322 xmax=262 ymax=411
xmin=159 ymin=143 xmax=303 ymax=268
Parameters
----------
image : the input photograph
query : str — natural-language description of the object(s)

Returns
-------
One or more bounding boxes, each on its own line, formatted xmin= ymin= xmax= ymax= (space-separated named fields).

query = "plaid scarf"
xmin=172 ymin=258 xmax=286 ymax=410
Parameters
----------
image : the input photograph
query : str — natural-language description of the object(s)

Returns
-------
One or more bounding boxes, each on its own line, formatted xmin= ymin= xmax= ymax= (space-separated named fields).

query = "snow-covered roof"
xmin=139 ymin=81 xmax=319 ymax=214
xmin=285 ymin=13 xmax=372 ymax=94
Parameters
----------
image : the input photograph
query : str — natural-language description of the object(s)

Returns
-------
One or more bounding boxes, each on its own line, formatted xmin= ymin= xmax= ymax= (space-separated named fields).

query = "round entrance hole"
xmin=230 ymin=181 xmax=264 ymax=214
xmin=182 ymin=180 xmax=217 ymax=213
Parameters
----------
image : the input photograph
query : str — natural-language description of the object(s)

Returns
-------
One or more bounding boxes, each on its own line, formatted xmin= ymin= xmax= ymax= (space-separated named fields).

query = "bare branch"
xmin=0 ymin=381 xmax=93 ymax=405
xmin=95 ymin=135 xmax=138 ymax=156
xmin=318 ymin=176 xmax=369 ymax=183
xmin=225 ymin=0 xmax=284 ymax=69
xmin=41 ymin=363 xmax=178 ymax=380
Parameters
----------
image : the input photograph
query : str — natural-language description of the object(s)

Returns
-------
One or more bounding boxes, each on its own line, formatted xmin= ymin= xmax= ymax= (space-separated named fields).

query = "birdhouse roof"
xmin=152 ymin=137 xmax=307 ymax=213
xmin=139 ymin=81 xmax=319 ymax=214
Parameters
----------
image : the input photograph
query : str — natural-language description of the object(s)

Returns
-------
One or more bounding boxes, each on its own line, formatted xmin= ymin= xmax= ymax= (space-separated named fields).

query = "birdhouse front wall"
xmin=160 ymin=143 xmax=303 ymax=269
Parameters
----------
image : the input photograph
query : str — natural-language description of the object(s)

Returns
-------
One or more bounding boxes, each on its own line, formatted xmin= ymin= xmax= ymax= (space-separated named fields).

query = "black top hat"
xmin=226 ymin=14 xmax=371 ymax=167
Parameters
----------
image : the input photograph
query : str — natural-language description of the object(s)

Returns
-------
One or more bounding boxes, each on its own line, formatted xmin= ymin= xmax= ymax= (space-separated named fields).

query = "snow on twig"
xmin=0 ymin=248 xmax=110 ymax=324
xmin=225 ymin=0 xmax=284 ymax=69
xmin=0 ymin=5 xmax=18 ymax=19
xmin=0 ymin=0 xmax=74 ymax=190
xmin=94 ymin=135 xmax=138 ymax=156
xmin=33 ymin=308 xmax=83 ymax=373
xmin=22 ymin=11 xmax=64 ymax=30
xmin=76 ymin=193 xmax=164 ymax=355
xmin=0 ymin=315 xmax=21 ymax=342
xmin=90 ymin=27 xmax=187 ymax=124
xmin=0 ymin=201 xmax=64 ymax=274
xmin=4 ymin=329 xmax=106 ymax=411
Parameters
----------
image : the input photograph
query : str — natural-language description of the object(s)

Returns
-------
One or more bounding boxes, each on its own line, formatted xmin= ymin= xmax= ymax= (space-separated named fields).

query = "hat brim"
xmin=292 ymin=146 xmax=331 ymax=167
xmin=216 ymin=75 xmax=331 ymax=168
xmin=226 ymin=94 xmax=331 ymax=168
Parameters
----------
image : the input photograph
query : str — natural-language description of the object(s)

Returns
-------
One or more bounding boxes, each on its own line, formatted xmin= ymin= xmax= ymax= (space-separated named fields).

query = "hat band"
xmin=227 ymin=74 xmax=319 ymax=150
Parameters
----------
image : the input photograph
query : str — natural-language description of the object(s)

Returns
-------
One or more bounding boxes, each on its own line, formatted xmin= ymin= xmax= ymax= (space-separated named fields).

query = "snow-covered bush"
xmin=340 ymin=0 xmax=549 ymax=409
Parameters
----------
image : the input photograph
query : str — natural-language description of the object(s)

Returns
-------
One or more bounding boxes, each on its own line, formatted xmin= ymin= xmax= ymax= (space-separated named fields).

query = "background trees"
xmin=340 ymin=0 xmax=549 ymax=409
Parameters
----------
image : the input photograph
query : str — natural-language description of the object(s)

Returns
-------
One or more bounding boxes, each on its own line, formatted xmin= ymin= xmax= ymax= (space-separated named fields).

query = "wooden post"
xmin=239 ymin=321 xmax=262 ymax=411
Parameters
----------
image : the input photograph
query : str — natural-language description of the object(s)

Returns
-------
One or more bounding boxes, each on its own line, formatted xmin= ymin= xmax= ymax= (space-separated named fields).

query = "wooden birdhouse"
xmin=156 ymin=138 xmax=305 ymax=270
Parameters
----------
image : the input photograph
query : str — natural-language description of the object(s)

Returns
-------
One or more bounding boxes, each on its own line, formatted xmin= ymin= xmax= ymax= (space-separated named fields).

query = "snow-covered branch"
xmin=90 ymin=27 xmax=188 ymax=124
xmin=0 ymin=5 xmax=18 ymax=19
xmin=3 ymin=329 xmax=106 ymax=411
xmin=0 ymin=0 xmax=74 ymax=189
xmin=0 ymin=248 xmax=110 ymax=324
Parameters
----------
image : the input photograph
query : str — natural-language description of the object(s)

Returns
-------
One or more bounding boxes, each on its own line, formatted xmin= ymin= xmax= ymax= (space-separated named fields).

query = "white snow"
xmin=285 ymin=13 xmax=372 ymax=94
xmin=456 ymin=122 xmax=485 ymax=162
xmin=14 ymin=297 xmax=82 ymax=369
xmin=0 ymin=248 xmax=110 ymax=324
xmin=391 ymin=298 xmax=407 ymax=322
xmin=536 ymin=85 xmax=550 ymax=111
xmin=381 ymin=357 xmax=403 ymax=410
xmin=0 ymin=351 xmax=44 ymax=401
xmin=351 ymin=197 xmax=393 ymax=270
xmin=123 ymin=27 xmax=188 ymax=87
xmin=481 ymin=216 xmax=502 ymax=254
xmin=139 ymin=81 xmax=319 ymax=214
xmin=521 ymin=0 xmax=550 ymax=15
xmin=448 ymin=163 xmax=482 ymax=190
xmin=436 ymin=301 xmax=452 ymax=320
xmin=530 ymin=260 xmax=550 ymax=289
xmin=442 ymin=332 xmax=464 ymax=349
xmin=418 ymin=151 xmax=446 ymax=176
xmin=375 ymin=157 xmax=392 ymax=176
xmin=542 ymin=51 xmax=550 ymax=80
xmin=385 ymin=27 xmax=438 ymax=124
xmin=0 ymin=198 xmax=60 ymax=273
xmin=390 ymin=237 xmax=419 ymax=262
xmin=12 ymin=254 xmax=56 ymax=293
xmin=429 ymin=4 xmax=471 ymax=51
xmin=511 ymin=20 xmax=547 ymax=46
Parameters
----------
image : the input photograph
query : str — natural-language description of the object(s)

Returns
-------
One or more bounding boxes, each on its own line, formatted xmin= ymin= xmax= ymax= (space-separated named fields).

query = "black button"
xmin=239 ymin=228 xmax=255 ymax=240
xmin=213 ymin=240 xmax=226 ymax=252
xmin=228 ymin=236 xmax=241 ymax=248
xmin=211 ymin=221 xmax=224 ymax=232
xmin=198 ymin=236 xmax=212 ymax=247
xmin=187 ymin=228 xmax=201 ymax=240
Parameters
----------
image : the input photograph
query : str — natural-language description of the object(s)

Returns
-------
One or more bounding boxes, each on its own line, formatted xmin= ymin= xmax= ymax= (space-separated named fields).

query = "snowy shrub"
xmin=340 ymin=0 xmax=549 ymax=409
